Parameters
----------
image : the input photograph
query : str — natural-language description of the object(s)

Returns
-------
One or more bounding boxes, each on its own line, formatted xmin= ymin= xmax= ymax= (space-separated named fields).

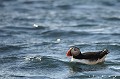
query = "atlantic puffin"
xmin=66 ymin=47 xmax=109 ymax=65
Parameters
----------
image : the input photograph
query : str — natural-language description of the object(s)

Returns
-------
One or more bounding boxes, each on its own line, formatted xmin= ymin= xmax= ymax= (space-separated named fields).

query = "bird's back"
xmin=73 ymin=49 xmax=109 ymax=60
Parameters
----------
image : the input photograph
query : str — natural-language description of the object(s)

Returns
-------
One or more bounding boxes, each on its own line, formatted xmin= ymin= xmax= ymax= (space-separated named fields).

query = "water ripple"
xmin=0 ymin=45 xmax=21 ymax=52
xmin=103 ymin=16 xmax=120 ymax=21
xmin=0 ymin=56 xmax=18 ymax=64
xmin=1 ymin=0 xmax=120 ymax=79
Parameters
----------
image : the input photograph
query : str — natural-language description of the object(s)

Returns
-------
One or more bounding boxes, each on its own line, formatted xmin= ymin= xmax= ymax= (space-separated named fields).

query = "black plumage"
xmin=73 ymin=49 xmax=109 ymax=61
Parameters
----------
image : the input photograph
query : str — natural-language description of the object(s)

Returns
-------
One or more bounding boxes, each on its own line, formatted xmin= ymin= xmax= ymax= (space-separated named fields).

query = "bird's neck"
xmin=73 ymin=53 xmax=83 ymax=59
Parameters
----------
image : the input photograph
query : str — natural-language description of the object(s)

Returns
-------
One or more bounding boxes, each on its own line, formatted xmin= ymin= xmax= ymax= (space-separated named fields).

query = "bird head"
xmin=66 ymin=47 xmax=81 ymax=57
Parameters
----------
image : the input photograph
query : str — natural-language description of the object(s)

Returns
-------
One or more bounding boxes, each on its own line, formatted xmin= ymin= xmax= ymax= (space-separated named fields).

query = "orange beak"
xmin=66 ymin=48 xmax=72 ymax=56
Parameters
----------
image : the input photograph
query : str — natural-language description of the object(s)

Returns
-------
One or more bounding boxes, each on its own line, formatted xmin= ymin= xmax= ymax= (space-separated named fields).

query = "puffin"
xmin=66 ymin=47 xmax=109 ymax=65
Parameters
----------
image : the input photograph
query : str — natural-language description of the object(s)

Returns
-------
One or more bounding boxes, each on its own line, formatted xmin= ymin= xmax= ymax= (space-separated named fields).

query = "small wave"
xmin=0 ymin=29 xmax=11 ymax=37
xmin=71 ymin=23 xmax=98 ymax=27
xmin=0 ymin=3 xmax=4 ymax=7
xmin=4 ymin=26 xmax=46 ymax=30
xmin=41 ymin=30 xmax=91 ymax=37
xmin=101 ymin=1 xmax=115 ymax=6
xmin=22 ymin=0 xmax=48 ymax=4
xmin=56 ymin=4 xmax=72 ymax=10
xmin=103 ymin=16 xmax=120 ymax=21
xmin=10 ymin=75 xmax=53 ymax=79
xmin=109 ymin=66 xmax=120 ymax=70
xmin=108 ymin=76 xmax=120 ymax=79
xmin=0 ymin=56 xmax=18 ymax=64
xmin=1 ymin=25 xmax=47 ymax=36
xmin=10 ymin=75 xmax=25 ymax=78
xmin=0 ymin=44 xmax=25 ymax=52
xmin=68 ymin=75 xmax=116 ymax=79
xmin=40 ymin=28 xmax=120 ymax=38
xmin=13 ymin=7 xmax=32 ymax=13
xmin=22 ymin=1 xmax=36 ymax=4
xmin=13 ymin=16 xmax=36 ymax=22
xmin=24 ymin=55 xmax=42 ymax=62
xmin=0 ymin=29 xmax=5 ymax=33
xmin=33 ymin=24 xmax=48 ymax=30
xmin=4 ymin=26 xmax=33 ymax=30
xmin=0 ymin=0 xmax=16 ymax=2
xmin=22 ymin=55 xmax=68 ymax=71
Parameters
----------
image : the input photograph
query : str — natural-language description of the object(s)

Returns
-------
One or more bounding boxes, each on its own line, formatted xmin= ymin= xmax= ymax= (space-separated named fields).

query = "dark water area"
xmin=0 ymin=0 xmax=120 ymax=79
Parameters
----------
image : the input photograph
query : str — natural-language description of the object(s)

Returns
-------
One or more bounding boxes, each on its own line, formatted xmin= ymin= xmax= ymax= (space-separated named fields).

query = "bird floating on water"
xmin=66 ymin=47 xmax=109 ymax=65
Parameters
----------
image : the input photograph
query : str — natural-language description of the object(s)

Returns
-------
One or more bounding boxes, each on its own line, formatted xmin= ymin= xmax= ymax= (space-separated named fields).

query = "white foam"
xmin=57 ymin=39 xmax=61 ymax=42
xmin=33 ymin=24 xmax=39 ymax=27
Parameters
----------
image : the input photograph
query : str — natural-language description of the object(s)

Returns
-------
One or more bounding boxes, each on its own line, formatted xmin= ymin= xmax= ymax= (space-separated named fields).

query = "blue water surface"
xmin=0 ymin=0 xmax=120 ymax=79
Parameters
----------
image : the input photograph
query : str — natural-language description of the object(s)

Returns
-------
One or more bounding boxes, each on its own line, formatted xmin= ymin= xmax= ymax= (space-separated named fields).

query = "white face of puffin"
xmin=71 ymin=47 xmax=81 ymax=56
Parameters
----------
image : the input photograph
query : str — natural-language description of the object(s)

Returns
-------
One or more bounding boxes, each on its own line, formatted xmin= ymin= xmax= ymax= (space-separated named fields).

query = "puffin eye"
xmin=74 ymin=48 xmax=77 ymax=51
